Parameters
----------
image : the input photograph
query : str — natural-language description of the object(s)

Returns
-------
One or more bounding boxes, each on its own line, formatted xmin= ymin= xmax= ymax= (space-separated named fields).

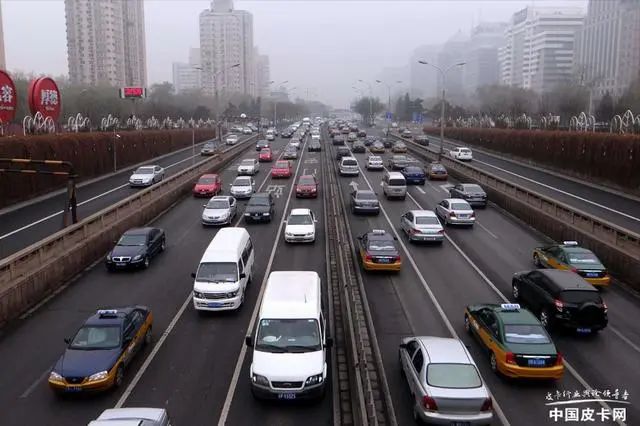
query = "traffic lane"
xmin=354 ymin=158 xmax=593 ymax=426
xmin=330 ymin=149 xmax=454 ymax=426
xmin=402 ymin=171 xmax=640 ymax=423
xmin=420 ymin=136 xmax=640 ymax=234
xmin=0 ymin=137 xmax=270 ymax=426
xmin=225 ymin=162 xmax=332 ymax=426
xmin=0 ymin=136 xmax=251 ymax=259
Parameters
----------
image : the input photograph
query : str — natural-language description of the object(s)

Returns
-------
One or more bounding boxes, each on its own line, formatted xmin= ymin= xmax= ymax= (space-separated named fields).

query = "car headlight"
xmin=194 ymin=291 xmax=204 ymax=298
xmin=133 ymin=255 xmax=142 ymax=260
xmin=49 ymin=371 xmax=63 ymax=381
xmin=263 ymin=212 xmax=270 ymax=216
xmin=285 ymin=232 xmax=293 ymax=237
xmin=88 ymin=371 xmax=108 ymax=382
xmin=252 ymin=374 xmax=270 ymax=386
xmin=244 ymin=213 xmax=251 ymax=216
xmin=306 ymin=232 xmax=314 ymax=237
xmin=226 ymin=291 xmax=238 ymax=298
xmin=106 ymin=254 xmax=111 ymax=261
xmin=305 ymin=374 xmax=324 ymax=386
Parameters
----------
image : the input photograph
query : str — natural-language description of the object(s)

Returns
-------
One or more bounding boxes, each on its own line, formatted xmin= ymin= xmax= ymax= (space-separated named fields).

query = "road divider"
xmin=0 ymin=136 xmax=257 ymax=327
xmin=389 ymin=132 xmax=640 ymax=289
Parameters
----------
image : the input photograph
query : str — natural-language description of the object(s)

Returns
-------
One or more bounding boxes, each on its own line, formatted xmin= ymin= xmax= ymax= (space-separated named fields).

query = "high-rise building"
xmin=499 ymin=7 xmax=584 ymax=93
xmin=199 ymin=0 xmax=254 ymax=98
xmin=64 ymin=0 xmax=147 ymax=87
xmin=463 ymin=22 xmax=508 ymax=95
xmin=437 ymin=31 xmax=469 ymax=103
xmin=0 ymin=3 xmax=6 ymax=70
xmin=575 ymin=0 xmax=640 ymax=102
xmin=254 ymin=49 xmax=270 ymax=98
xmin=409 ymin=45 xmax=440 ymax=99
xmin=172 ymin=48 xmax=202 ymax=93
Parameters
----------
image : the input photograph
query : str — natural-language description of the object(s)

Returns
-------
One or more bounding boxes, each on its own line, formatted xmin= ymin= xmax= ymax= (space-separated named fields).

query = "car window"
xmin=547 ymin=246 xmax=563 ymax=258
xmin=412 ymin=349 xmax=424 ymax=372
xmin=450 ymin=202 xmax=472 ymax=210
xmin=256 ymin=318 xmax=321 ymax=352
xmin=357 ymin=192 xmax=377 ymax=200
xmin=367 ymin=239 xmax=395 ymax=251
xmin=426 ymin=363 xmax=482 ymax=389
xmin=504 ymin=324 xmax=550 ymax=344
xmin=567 ymin=252 xmax=602 ymax=266
xmin=118 ymin=234 xmax=147 ymax=246
xmin=388 ymin=178 xmax=406 ymax=186
xmin=196 ymin=262 xmax=238 ymax=282
xmin=198 ymin=177 xmax=216 ymax=184
xmin=241 ymin=159 xmax=255 ymax=166
xmin=69 ymin=326 xmax=121 ymax=350
xmin=206 ymin=199 xmax=229 ymax=209
xmin=415 ymin=216 xmax=440 ymax=225
xmin=134 ymin=167 xmax=154 ymax=175
xmin=288 ymin=214 xmax=313 ymax=225
xmin=298 ymin=176 xmax=316 ymax=185
xmin=464 ymin=184 xmax=483 ymax=192
xmin=560 ymin=290 xmax=602 ymax=304
xmin=248 ymin=196 xmax=270 ymax=206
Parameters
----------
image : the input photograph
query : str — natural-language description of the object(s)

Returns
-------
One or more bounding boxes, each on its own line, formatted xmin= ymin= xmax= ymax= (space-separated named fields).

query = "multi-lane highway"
xmin=1 ymin=122 xmax=639 ymax=425
xmin=394 ymin=127 xmax=640 ymax=234
xmin=0 ymin=136 xmax=250 ymax=259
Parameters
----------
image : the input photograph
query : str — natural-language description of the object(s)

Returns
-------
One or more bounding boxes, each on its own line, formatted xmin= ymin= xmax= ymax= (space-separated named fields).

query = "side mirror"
xmin=245 ymin=335 xmax=254 ymax=347
xmin=124 ymin=336 xmax=133 ymax=345
xmin=393 ymin=236 xmax=398 ymax=241
xmin=240 ymin=272 xmax=247 ymax=279
xmin=203 ymin=204 xmax=208 ymax=208
xmin=283 ymin=220 xmax=287 ymax=223
xmin=325 ymin=337 xmax=334 ymax=348
xmin=356 ymin=236 xmax=362 ymax=240
xmin=64 ymin=337 xmax=71 ymax=344
xmin=191 ymin=272 xmax=196 ymax=279
xmin=314 ymin=219 xmax=318 ymax=223
xmin=399 ymin=342 xmax=407 ymax=349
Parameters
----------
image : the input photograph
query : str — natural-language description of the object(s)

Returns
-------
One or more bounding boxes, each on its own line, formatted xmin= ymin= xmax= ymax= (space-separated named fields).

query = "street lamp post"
xmin=357 ymin=80 xmax=374 ymax=126
xmin=197 ymin=63 xmax=240 ymax=143
xmin=112 ymin=130 xmax=121 ymax=172
xmin=266 ymin=80 xmax=289 ymax=128
xmin=417 ymin=60 xmax=465 ymax=161
xmin=376 ymin=79 xmax=402 ymax=136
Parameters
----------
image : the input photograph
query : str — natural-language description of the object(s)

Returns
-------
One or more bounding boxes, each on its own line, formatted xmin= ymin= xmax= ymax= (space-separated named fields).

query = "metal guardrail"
xmin=0 ymin=135 xmax=257 ymax=321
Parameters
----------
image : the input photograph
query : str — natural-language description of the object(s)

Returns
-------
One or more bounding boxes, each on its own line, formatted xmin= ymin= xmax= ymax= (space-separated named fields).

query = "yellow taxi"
xmin=48 ymin=307 xmax=153 ymax=393
xmin=356 ymin=229 xmax=402 ymax=272
xmin=464 ymin=303 xmax=564 ymax=380
xmin=533 ymin=241 xmax=610 ymax=287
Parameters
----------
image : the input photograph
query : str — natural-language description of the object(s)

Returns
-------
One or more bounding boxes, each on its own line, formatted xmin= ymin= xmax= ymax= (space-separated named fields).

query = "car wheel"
xmin=489 ymin=352 xmax=498 ymax=374
xmin=512 ymin=282 xmax=520 ymax=301
xmin=533 ymin=253 xmax=542 ymax=267
xmin=464 ymin=314 xmax=472 ymax=334
xmin=160 ymin=238 xmax=166 ymax=252
xmin=540 ymin=309 xmax=554 ymax=331
xmin=114 ymin=365 xmax=124 ymax=388
xmin=143 ymin=256 xmax=150 ymax=269
xmin=144 ymin=327 xmax=153 ymax=346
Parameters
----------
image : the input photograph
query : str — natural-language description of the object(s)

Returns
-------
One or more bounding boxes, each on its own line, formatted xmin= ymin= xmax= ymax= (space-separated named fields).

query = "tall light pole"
xmin=357 ymin=80 xmax=374 ymax=126
xmin=418 ymin=60 xmax=465 ymax=160
xmin=376 ymin=79 xmax=402 ymax=136
xmin=267 ymin=80 xmax=288 ymax=128
xmin=197 ymin=63 xmax=240 ymax=143
xmin=352 ymin=86 xmax=366 ymax=120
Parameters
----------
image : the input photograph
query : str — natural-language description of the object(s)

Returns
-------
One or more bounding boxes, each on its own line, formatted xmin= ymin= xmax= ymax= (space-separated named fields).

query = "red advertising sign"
xmin=0 ymin=70 xmax=18 ymax=122
xmin=28 ymin=77 xmax=62 ymax=120
xmin=119 ymin=87 xmax=146 ymax=99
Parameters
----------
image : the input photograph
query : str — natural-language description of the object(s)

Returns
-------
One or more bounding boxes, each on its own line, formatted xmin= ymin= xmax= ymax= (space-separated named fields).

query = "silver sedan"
xmin=399 ymin=336 xmax=493 ymax=425
xmin=435 ymin=198 xmax=476 ymax=226
xmin=400 ymin=210 xmax=444 ymax=243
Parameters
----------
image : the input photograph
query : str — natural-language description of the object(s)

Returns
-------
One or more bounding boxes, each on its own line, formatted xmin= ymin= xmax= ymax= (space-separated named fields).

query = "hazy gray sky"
xmin=3 ymin=0 xmax=588 ymax=107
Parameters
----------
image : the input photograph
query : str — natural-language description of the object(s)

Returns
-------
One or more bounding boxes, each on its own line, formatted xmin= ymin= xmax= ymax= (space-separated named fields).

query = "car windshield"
xmin=357 ymin=192 xmax=377 ymax=200
xmin=256 ymin=318 xmax=321 ymax=352
xmin=426 ymin=363 xmax=482 ymax=389
xmin=560 ymin=290 xmax=602 ymax=304
xmin=249 ymin=196 xmax=270 ymax=206
xmin=203 ymin=143 xmax=214 ymax=149
xmin=404 ymin=167 xmax=423 ymax=173
xmin=288 ymin=214 xmax=313 ymax=225
xmin=451 ymin=202 xmax=472 ymax=210
xmin=389 ymin=178 xmax=406 ymax=186
xmin=275 ymin=161 xmax=289 ymax=168
xmin=394 ymin=156 xmax=407 ymax=161
xmin=261 ymin=149 xmax=270 ymax=154
xmin=241 ymin=160 xmax=254 ymax=166
xmin=198 ymin=177 xmax=216 ymax=184
xmin=299 ymin=177 xmax=315 ymax=185
xmin=343 ymin=159 xmax=357 ymax=166
xmin=460 ymin=148 xmax=472 ymax=153
xmin=567 ymin=252 xmax=602 ymax=265
xmin=463 ymin=185 xmax=483 ymax=192
xmin=206 ymin=199 xmax=229 ymax=209
xmin=395 ymin=143 xmax=405 ymax=147
xmin=196 ymin=262 xmax=237 ymax=282
xmin=504 ymin=324 xmax=550 ymax=344
xmin=431 ymin=164 xmax=446 ymax=171
xmin=369 ymin=157 xmax=381 ymax=162
xmin=134 ymin=167 xmax=154 ymax=175
xmin=368 ymin=240 xmax=395 ymax=251
xmin=69 ymin=325 xmax=121 ymax=350
xmin=416 ymin=216 xmax=440 ymax=225
xmin=117 ymin=234 xmax=147 ymax=246
xmin=233 ymin=179 xmax=251 ymax=186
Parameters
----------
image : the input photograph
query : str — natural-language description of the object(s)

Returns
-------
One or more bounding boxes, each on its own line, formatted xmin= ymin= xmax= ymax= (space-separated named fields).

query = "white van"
xmin=246 ymin=271 xmax=331 ymax=400
xmin=382 ymin=171 xmax=407 ymax=200
xmin=192 ymin=228 xmax=254 ymax=312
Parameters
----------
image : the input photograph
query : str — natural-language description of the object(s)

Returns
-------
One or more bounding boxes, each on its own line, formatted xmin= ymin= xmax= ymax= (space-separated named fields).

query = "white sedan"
xmin=366 ymin=155 xmax=384 ymax=170
xmin=400 ymin=210 xmax=444 ymax=243
xmin=284 ymin=208 xmax=317 ymax=243
xmin=435 ymin=198 xmax=475 ymax=226
xmin=226 ymin=134 xmax=239 ymax=145
xmin=237 ymin=158 xmax=259 ymax=175
xmin=201 ymin=196 xmax=237 ymax=226
xmin=449 ymin=147 xmax=473 ymax=161
xmin=129 ymin=165 xmax=165 ymax=187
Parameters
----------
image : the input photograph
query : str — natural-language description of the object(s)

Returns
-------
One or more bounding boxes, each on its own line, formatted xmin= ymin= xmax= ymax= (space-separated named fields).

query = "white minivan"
xmin=246 ymin=271 xmax=332 ymax=400
xmin=192 ymin=228 xmax=254 ymax=312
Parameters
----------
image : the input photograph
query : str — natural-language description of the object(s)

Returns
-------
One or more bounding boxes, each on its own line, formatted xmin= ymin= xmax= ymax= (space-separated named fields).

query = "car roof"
xmin=367 ymin=231 xmax=394 ymax=241
xmin=85 ymin=307 xmax=137 ymax=326
xmin=137 ymin=165 xmax=157 ymax=169
xmin=123 ymin=227 xmax=154 ymax=236
xmin=387 ymin=171 xmax=404 ymax=178
xmin=209 ymin=195 xmax=232 ymax=202
xmin=201 ymin=227 xmax=250 ymax=262
xmin=410 ymin=210 xmax=437 ymax=218
xmin=484 ymin=304 xmax=540 ymax=325
xmin=415 ymin=337 xmax=473 ymax=364
xmin=96 ymin=407 xmax=167 ymax=422
xmin=260 ymin=271 xmax=321 ymax=319
xmin=355 ymin=189 xmax=375 ymax=195
xmin=251 ymin=192 xmax=270 ymax=199
xmin=445 ymin=198 xmax=470 ymax=204
xmin=539 ymin=269 xmax=598 ymax=291
xmin=233 ymin=176 xmax=252 ymax=182
xmin=290 ymin=208 xmax=312 ymax=216
xmin=275 ymin=160 xmax=289 ymax=165
xmin=200 ymin=173 xmax=219 ymax=178
xmin=298 ymin=174 xmax=315 ymax=179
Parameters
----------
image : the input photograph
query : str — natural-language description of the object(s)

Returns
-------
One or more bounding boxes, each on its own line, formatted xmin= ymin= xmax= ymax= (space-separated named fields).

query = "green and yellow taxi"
xmin=533 ymin=241 xmax=610 ymax=287
xmin=48 ymin=307 xmax=153 ymax=393
xmin=464 ymin=303 xmax=564 ymax=380
xmin=356 ymin=229 xmax=402 ymax=272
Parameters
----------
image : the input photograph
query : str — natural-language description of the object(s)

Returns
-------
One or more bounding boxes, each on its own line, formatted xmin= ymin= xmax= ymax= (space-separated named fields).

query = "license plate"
xmin=528 ymin=359 xmax=546 ymax=366
xmin=116 ymin=263 xmax=126 ymax=267
xmin=451 ymin=422 xmax=470 ymax=426
xmin=65 ymin=386 xmax=82 ymax=392
xmin=207 ymin=302 xmax=223 ymax=308
xmin=377 ymin=258 xmax=391 ymax=263
xmin=278 ymin=393 xmax=297 ymax=400
xmin=577 ymin=327 xmax=592 ymax=333
xmin=458 ymin=215 xmax=468 ymax=218
xmin=586 ymin=273 xmax=598 ymax=278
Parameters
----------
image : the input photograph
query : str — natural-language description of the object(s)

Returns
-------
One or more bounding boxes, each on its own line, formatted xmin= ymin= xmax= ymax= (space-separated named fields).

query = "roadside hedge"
xmin=423 ymin=127 xmax=640 ymax=192
xmin=0 ymin=129 xmax=216 ymax=208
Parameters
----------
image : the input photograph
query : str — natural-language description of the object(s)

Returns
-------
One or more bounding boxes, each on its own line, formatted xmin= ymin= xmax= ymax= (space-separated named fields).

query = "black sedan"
xmin=244 ymin=192 xmax=275 ymax=223
xmin=106 ymin=227 xmax=166 ymax=271
xmin=381 ymin=138 xmax=393 ymax=148
xmin=400 ymin=166 xmax=426 ymax=185
xmin=449 ymin=183 xmax=487 ymax=208
xmin=352 ymin=141 xmax=366 ymax=153
xmin=256 ymin=140 xmax=270 ymax=151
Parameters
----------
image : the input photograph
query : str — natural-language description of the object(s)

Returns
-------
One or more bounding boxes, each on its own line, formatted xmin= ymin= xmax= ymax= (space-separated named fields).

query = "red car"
xmin=271 ymin=160 xmax=292 ymax=178
xmin=259 ymin=148 xmax=273 ymax=162
xmin=192 ymin=173 xmax=222 ymax=197
xmin=296 ymin=174 xmax=318 ymax=198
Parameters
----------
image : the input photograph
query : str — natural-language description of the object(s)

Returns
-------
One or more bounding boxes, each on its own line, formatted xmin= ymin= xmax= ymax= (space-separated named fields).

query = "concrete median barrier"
xmin=0 ymin=136 xmax=256 ymax=327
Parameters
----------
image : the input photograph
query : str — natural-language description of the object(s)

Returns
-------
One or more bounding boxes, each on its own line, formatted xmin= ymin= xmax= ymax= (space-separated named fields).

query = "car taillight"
xmin=422 ymin=395 xmax=438 ymax=411
xmin=449 ymin=211 xmax=456 ymax=217
xmin=505 ymin=352 xmax=516 ymax=365
xmin=364 ymin=254 xmax=373 ymax=262
xmin=470 ymin=212 xmax=475 ymax=218
xmin=409 ymin=228 xmax=419 ymax=235
xmin=393 ymin=255 xmax=401 ymax=262
xmin=570 ymin=266 xmax=578 ymax=273
xmin=480 ymin=397 xmax=493 ymax=412
xmin=555 ymin=352 xmax=564 ymax=366
xmin=554 ymin=299 xmax=564 ymax=312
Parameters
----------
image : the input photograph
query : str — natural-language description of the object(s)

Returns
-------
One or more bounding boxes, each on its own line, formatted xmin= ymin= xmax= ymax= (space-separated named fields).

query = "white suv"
xmin=449 ymin=147 xmax=473 ymax=161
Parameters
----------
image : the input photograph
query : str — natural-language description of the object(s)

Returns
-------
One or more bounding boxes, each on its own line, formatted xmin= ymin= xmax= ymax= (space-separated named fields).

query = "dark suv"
xmin=244 ymin=192 xmax=275 ymax=223
xmin=511 ymin=269 xmax=608 ymax=333
xmin=336 ymin=146 xmax=351 ymax=160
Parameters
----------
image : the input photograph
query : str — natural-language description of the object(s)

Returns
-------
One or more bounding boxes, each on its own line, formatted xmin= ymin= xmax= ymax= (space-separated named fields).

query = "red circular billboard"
xmin=0 ymin=70 xmax=18 ymax=122
xmin=28 ymin=77 xmax=62 ymax=120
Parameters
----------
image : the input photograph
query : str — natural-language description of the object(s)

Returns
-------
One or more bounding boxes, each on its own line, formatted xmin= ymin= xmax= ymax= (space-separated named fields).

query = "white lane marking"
xmin=113 ymin=138 xmax=286 ymax=408
xmin=217 ymin=138 xmax=309 ymax=426
xmin=354 ymin=158 xmax=511 ymax=426
xmin=609 ymin=325 xmax=640 ymax=355
xmin=415 ymin=186 xmax=426 ymax=195
xmin=476 ymin=221 xmax=498 ymax=239
xmin=0 ymin=146 xmax=232 ymax=242
xmin=402 ymin=190 xmax=625 ymax=426
xmin=20 ymin=367 xmax=52 ymax=398
xmin=439 ymin=184 xmax=453 ymax=194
